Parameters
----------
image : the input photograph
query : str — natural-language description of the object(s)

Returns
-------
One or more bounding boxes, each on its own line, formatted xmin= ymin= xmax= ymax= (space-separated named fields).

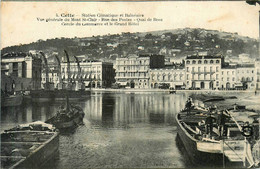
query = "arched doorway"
xmin=243 ymin=82 xmax=248 ymax=90
xmin=200 ymin=82 xmax=205 ymax=89
xmin=226 ymin=82 xmax=230 ymax=89
xmin=192 ymin=81 xmax=195 ymax=89
xmin=209 ymin=81 xmax=213 ymax=89
xmin=130 ymin=81 xmax=135 ymax=88
xmin=154 ymin=83 xmax=158 ymax=88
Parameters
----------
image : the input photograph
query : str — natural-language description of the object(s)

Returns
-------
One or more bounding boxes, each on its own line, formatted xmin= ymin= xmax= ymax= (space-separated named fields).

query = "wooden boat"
xmin=1 ymin=94 xmax=23 ymax=107
xmin=176 ymin=107 xmax=245 ymax=167
xmin=46 ymin=94 xmax=85 ymax=131
xmin=1 ymin=121 xmax=59 ymax=169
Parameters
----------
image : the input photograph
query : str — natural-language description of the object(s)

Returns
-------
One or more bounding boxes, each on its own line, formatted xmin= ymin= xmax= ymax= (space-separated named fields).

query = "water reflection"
xmin=1 ymin=91 xmax=189 ymax=168
xmin=82 ymin=92 xmax=188 ymax=128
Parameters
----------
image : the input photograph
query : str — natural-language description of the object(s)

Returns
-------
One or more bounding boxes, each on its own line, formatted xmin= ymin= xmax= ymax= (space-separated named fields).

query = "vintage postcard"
xmin=1 ymin=1 xmax=260 ymax=168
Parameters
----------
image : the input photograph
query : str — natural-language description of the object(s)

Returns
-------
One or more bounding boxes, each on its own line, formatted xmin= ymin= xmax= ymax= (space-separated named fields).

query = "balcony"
xmin=191 ymin=71 xmax=215 ymax=75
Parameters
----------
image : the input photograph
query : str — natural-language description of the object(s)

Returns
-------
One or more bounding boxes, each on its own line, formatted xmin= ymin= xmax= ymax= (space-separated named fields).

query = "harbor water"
xmin=1 ymin=91 xmax=260 ymax=168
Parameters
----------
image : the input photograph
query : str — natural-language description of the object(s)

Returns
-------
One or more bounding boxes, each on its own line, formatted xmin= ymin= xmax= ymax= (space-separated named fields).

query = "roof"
xmin=186 ymin=55 xmax=222 ymax=59
xmin=236 ymin=64 xmax=255 ymax=68
xmin=2 ymin=52 xmax=28 ymax=59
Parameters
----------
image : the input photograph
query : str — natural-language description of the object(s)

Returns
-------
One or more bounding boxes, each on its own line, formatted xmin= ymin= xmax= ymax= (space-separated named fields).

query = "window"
xmin=198 ymin=60 xmax=202 ymax=64
xmin=204 ymin=67 xmax=207 ymax=72
xmin=252 ymin=70 xmax=254 ymax=73
xmin=216 ymin=81 xmax=219 ymax=86
xmin=187 ymin=74 xmax=189 ymax=80
xmin=227 ymin=71 xmax=229 ymax=75
xmin=232 ymin=71 xmax=234 ymax=75
xmin=232 ymin=77 xmax=235 ymax=81
xmin=210 ymin=60 xmax=214 ymax=64
xmin=216 ymin=60 xmax=220 ymax=64
xmin=186 ymin=61 xmax=190 ymax=64
xmin=216 ymin=67 xmax=219 ymax=72
xmin=210 ymin=67 xmax=212 ymax=72
xmin=227 ymin=77 xmax=229 ymax=81
xmin=198 ymin=67 xmax=201 ymax=72
xmin=216 ymin=74 xmax=219 ymax=80
xmin=192 ymin=67 xmax=195 ymax=72
xmin=187 ymin=67 xmax=189 ymax=72
xmin=192 ymin=60 xmax=196 ymax=64
xmin=204 ymin=60 xmax=208 ymax=64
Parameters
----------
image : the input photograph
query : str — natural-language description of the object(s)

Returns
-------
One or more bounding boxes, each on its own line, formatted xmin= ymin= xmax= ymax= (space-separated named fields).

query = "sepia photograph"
xmin=1 ymin=0 xmax=260 ymax=168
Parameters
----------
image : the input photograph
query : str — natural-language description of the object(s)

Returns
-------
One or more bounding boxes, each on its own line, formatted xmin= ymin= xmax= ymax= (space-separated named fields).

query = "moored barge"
xmin=176 ymin=107 xmax=245 ymax=167
xmin=1 ymin=121 xmax=59 ymax=169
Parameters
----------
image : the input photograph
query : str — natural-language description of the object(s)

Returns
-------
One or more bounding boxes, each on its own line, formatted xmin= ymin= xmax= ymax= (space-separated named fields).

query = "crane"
xmin=54 ymin=54 xmax=63 ymax=89
xmin=73 ymin=56 xmax=82 ymax=81
xmin=64 ymin=50 xmax=71 ymax=83
xmin=39 ymin=51 xmax=50 ymax=90
xmin=73 ymin=55 xmax=85 ymax=91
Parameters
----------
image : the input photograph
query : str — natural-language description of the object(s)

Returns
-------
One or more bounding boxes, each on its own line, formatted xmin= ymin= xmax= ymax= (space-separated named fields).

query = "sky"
xmin=1 ymin=1 xmax=259 ymax=48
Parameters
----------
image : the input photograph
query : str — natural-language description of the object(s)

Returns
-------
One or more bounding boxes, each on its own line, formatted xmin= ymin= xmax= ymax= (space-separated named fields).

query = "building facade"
xmin=149 ymin=68 xmax=186 ymax=89
xmin=1 ymin=53 xmax=42 ymax=91
xmin=236 ymin=64 xmax=255 ymax=90
xmin=115 ymin=54 xmax=164 ymax=88
xmin=61 ymin=61 xmax=114 ymax=88
xmin=185 ymin=55 xmax=223 ymax=89
xmin=220 ymin=66 xmax=237 ymax=89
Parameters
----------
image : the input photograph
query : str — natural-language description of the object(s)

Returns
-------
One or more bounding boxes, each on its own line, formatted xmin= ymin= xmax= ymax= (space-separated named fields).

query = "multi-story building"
xmin=1 ymin=53 xmax=42 ymax=91
xmin=236 ymin=64 xmax=255 ymax=90
xmin=149 ymin=68 xmax=186 ymax=89
xmin=115 ymin=54 xmax=164 ymax=88
xmin=41 ymin=69 xmax=61 ymax=89
xmin=61 ymin=60 xmax=114 ymax=88
xmin=220 ymin=65 xmax=237 ymax=89
xmin=185 ymin=55 xmax=223 ymax=89
xmin=255 ymin=59 xmax=260 ymax=90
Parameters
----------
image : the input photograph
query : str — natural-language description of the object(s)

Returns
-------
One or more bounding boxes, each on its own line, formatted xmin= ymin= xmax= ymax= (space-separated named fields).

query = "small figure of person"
xmin=217 ymin=111 xmax=226 ymax=137
xmin=205 ymin=114 xmax=216 ymax=136
xmin=185 ymin=97 xmax=192 ymax=115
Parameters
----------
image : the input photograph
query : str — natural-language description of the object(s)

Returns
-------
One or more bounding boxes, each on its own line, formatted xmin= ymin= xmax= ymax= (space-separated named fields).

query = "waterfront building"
xmin=41 ymin=69 xmax=61 ymax=89
xmin=61 ymin=60 xmax=114 ymax=88
xmin=255 ymin=59 xmax=260 ymax=90
xmin=220 ymin=65 xmax=237 ymax=89
xmin=149 ymin=68 xmax=186 ymax=89
xmin=185 ymin=55 xmax=223 ymax=89
xmin=1 ymin=52 xmax=42 ymax=91
xmin=115 ymin=54 xmax=164 ymax=88
xmin=236 ymin=64 xmax=255 ymax=90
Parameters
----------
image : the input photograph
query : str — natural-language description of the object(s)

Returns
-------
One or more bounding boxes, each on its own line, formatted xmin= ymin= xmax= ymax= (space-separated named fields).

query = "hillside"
xmin=1 ymin=28 xmax=258 ymax=62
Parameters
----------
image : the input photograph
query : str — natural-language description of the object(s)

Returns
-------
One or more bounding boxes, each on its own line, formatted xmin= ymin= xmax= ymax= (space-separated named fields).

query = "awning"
xmin=118 ymin=82 xmax=127 ymax=86
xmin=91 ymin=74 xmax=96 ymax=79
xmin=174 ymin=82 xmax=184 ymax=86
xmin=74 ymin=74 xmax=78 ymax=79
xmin=84 ymin=81 xmax=90 ymax=86
xmin=87 ymin=74 xmax=90 ymax=79
xmin=71 ymin=74 xmax=74 ymax=79
xmin=235 ymin=83 xmax=243 ymax=87
xmin=83 ymin=74 xmax=87 ymax=79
